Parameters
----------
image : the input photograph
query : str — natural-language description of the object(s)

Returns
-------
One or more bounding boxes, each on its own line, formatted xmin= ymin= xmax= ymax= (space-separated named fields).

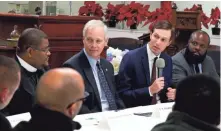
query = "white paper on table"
xmin=107 ymin=114 xmax=164 ymax=131
xmin=75 ymin=112 xmax=111 ymax=131
xmin=153 ymin=102 xmax=174 ymax=121
xmin=7 ymin=112 xmax=31 ymax=127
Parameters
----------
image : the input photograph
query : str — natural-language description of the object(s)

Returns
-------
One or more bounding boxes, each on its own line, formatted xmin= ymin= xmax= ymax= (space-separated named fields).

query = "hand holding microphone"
xmin=150 ymin=58 xmax=165 ymax=94
xmin=150 ymin=77 xmax=164 ymax=94
xmin=167 ymin=87 xmax=176 ymax=100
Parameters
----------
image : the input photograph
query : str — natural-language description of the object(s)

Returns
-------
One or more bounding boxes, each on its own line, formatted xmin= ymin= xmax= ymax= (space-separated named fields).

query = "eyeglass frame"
xmin=66 ymin=92 xmax=90 ymax=109
xmin=30 ymin=46 xmax=51 ymax=53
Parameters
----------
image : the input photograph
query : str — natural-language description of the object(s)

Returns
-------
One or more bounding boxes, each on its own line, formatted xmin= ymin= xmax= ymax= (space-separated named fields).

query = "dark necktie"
xmin=96 ymin=61 xmax=117 ymax=110
xmin=151 ymin=57 xmax=158 ymax=105
xmin=29 ymin=70 xmax=42 ymax=88
xmin=29 ymin=72 xmax=38 ymax=89
xmin=195 ymin=64 xmax=200 ymax=74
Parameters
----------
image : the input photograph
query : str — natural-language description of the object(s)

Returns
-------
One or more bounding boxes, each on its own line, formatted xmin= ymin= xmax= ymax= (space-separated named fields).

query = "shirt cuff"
xmin=149 ymin=87 xmax=153 ymax=96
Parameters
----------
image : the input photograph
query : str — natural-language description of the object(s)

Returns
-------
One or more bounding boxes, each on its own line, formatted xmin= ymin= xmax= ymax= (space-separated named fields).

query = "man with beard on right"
xmin=172 ymin=30 xmax=219 ymax=86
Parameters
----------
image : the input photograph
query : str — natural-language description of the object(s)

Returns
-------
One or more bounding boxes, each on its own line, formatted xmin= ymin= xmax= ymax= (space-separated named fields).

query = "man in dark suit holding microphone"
xmin=118 ymin=20 xmax=176 ymax=108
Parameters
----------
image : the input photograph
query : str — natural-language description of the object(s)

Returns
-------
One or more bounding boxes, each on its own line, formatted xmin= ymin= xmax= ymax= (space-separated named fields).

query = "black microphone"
xmin=156 ymin=58 xmax=165 ymax=78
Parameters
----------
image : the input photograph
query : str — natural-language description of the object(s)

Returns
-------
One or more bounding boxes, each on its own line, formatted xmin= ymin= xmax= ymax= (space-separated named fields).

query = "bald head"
xmin=189 ymin=30 xmax=210 ymax=46
xmin=0 ymin=55 xmax=20 ymax=109
xmin=36 ymin=68 xmax=84 ymax=116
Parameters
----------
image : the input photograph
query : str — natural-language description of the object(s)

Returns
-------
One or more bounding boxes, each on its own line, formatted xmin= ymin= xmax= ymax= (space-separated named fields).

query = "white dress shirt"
xmin=146 ymin=44 xmax=161 ymax=103
xmin=193 ymin=64 xmax=202 ymax=74
xmin=16 ymin=55 xmax=37 ymax=72
xmin=83 ymin=49 xmax=109 ymax=111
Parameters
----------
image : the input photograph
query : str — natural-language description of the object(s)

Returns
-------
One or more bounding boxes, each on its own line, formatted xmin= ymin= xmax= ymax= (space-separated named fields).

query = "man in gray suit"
xmin=172 ymin=30 xmax=219 ymax=86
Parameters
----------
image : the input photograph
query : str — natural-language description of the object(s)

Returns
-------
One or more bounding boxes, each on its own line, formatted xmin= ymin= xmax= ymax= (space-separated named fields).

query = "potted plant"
xmin=210 ymin=7 xmax=220 ymax=35
xmin=78 ymin=1 xmax=104 ymax=17
xmin=143 ymin=1 xmax=172 ymax=30
xmin=104 ymin=3 xmax=124 ymax=27
xmin=184 ymin=4 xmax=211 ymax=29
xmin=117 ymin=1 xmax=151 ymax=29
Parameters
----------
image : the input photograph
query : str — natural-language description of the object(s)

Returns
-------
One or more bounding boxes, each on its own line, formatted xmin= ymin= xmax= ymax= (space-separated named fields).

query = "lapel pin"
xmin=106 ymin=69 xmax=108 ymax=71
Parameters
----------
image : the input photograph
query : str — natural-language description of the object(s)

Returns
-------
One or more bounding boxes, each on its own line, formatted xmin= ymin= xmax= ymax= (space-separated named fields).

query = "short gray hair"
xmin=83 ymin=20 xmax=108 ymax=39
xmin=17 ymin=28 xmax=48 ymax=54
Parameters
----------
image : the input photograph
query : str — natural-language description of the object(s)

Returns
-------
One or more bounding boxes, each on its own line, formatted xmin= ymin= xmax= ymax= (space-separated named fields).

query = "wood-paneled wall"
xmin=0 ymin=14 xmax=100 ymax=68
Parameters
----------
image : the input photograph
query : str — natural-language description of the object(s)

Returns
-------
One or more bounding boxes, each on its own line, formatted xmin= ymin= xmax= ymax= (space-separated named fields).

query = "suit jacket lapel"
xmin=80 ymin=51 xmax=101 ymax=107
xmin=141 ymin=46 xmax=151 ymax=85
xmin=180 ymin=49 xmax=195 ymax=74
xmin=201 ymin=56 xmax=209 ymax=73
xmin=15 ymin=55 xmax=36 ymax=95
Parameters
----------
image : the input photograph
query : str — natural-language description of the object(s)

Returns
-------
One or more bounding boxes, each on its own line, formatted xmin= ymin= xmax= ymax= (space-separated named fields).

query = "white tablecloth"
xmin=7 ymin=102 xmax=174 ymax=131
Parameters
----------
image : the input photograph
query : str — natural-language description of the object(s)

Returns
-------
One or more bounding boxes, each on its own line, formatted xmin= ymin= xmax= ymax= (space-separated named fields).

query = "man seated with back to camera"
xmin=172 ymin=30 xmax=219 ymax=86
xmin=2 ymin=28 xmax=51 ymax=116
xmin=151 ymin=74 xmax=220 ymax=131
xmin=13 ymin=68 xmax=86 ymax=131
xmin=117 ymin=20 xmax=176 ymax=108
xmin=0 ymin=56 xmax=21 ymax=131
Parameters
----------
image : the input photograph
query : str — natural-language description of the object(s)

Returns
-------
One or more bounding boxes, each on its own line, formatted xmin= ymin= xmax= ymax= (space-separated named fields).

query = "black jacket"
xmin=63 ymin=50 xmax=125 ymax=114
xmin=1 ymin=56 xmax=45 ymax=116
xmin=13 ymin=105 xmax=81 ymax=131
xmin=151 ymin=111 xmax=220 ymax=131
xmin=0 ymin=112 xmax=12 ymax=131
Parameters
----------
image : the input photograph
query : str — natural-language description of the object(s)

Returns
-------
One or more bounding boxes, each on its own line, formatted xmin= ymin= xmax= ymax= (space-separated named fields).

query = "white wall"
xmin=29 ymin=1 xmax=42 ymax=15
xmin=0 ymin=1 xmax=220 ymax=35
xmin=56 ymin=1 xmax=123 ymax=16
xmin=55 ymin=1 xmax=160 ymax=31
xmin=0 ymin=1 xmax=11 ymax=13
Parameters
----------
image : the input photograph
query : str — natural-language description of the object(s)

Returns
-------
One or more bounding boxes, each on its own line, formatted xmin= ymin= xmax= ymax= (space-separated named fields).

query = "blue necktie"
xmin=195 ymin=64 xmax=200 ymax=74
xmin=96 ymin=61 xmax=117 ymax=110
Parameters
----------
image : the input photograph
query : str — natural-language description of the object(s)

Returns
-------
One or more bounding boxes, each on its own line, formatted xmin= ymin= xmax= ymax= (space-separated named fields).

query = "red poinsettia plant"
xmin=117 ymin=1 xmax=151 ymax=27
xmin=104 ymin=3 xmax=124 ymax=22
xmin=184 ymin=4 xmax=211 ymax=29
xmin=78 ymin=1 xmax=104 ymax=17
xmin=210 ymin=7 xmax=220 ymax=28
xmin=143 ymin=1 xmax=172 ymax=30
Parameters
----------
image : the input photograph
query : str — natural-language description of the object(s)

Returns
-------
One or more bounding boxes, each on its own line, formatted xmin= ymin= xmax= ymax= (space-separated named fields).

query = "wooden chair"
xmin=207 ymin=45 xmax=220 ymax=76
xmin=138 ymin=4 xmax=202 ymax=56
xmin=107 ymin=37 xmax=143 ymax=50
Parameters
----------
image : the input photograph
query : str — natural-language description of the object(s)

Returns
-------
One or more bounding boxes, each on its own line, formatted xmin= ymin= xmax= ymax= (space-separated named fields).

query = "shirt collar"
xmin=83 ymin=48 xmax=100 ymax=70
xmin=16 ymin=55 xmax=37 ymax=72
xmin=147 ymin=44 xmax=160 ymax=61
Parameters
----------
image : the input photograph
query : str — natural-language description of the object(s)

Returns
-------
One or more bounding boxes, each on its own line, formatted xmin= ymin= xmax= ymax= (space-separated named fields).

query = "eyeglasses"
xmin=66 ymin=92 xmax=89 ymax=109
xmin=31 ymin=47 xmax=50 ymax=53
xmin=190 ymin=41 xmax=207 ymax=50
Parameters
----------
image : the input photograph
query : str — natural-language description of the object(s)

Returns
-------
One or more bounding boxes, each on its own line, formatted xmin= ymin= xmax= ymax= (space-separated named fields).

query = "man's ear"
xmin=105 ymin=38 xmax=109 ymax=46
xmin=0 ymin=88 xmax=9 ymax=103
xmin=67 ymin=103 xmax=76 ymax=117
xmin=26 ymin=47 xmax=33 ymax=58
xmin=82 ymin=37 xmax=86 ymax=45
xmin=149 ymin=32 xmax=153 ymax=40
